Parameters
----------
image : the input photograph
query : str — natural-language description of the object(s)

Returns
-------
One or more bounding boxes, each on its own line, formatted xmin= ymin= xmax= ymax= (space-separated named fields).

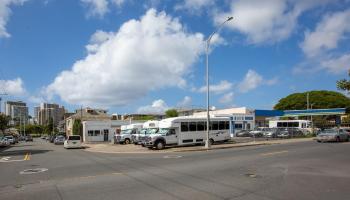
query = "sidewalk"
xmin=83 ymin=138 xmax=315 ymax=154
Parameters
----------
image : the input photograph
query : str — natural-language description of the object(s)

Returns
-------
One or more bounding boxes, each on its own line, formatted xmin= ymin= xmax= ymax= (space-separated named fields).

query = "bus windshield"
xmin=147 ymin=128 xmax=159 ymax=135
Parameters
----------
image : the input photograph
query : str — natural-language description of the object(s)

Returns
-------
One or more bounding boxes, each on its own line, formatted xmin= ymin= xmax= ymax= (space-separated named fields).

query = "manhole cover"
xmin=163 ymin=155 xmax=183 ymax=159
xmin=20 ymin=168 xmax=48 ymax=175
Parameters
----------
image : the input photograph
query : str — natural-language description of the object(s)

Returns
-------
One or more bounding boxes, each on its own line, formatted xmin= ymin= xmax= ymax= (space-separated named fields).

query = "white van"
xmin=64 ymin=135 xmax=82 ymax=149
xmin=116 ymin=123 xmax=143 ymax=144
xmin=133 ymin=120 xmax=159 ymax=145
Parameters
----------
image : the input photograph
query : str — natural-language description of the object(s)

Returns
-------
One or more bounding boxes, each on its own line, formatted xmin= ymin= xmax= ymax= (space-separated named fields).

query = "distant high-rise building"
xmin=4 ymin=101 xmax=28 ymax=126
xmin=37 ymin=103 xmax=65 ymax=126
xmin=34 ymin=106 xmax=40 ymax=124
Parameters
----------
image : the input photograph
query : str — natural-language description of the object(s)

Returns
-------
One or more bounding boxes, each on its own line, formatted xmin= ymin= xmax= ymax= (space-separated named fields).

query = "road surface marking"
xmin=0 ymin=156 xmax=25 ymax=162
xmin=261 ymin=150 xmax=288 ymax=156
xmin=24 ymin=153 xmax=31 ymax=161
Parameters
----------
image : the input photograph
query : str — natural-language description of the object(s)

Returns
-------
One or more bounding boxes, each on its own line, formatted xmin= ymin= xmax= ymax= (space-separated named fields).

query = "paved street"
xmin=1 ymin=139 xmax=350 ymax=200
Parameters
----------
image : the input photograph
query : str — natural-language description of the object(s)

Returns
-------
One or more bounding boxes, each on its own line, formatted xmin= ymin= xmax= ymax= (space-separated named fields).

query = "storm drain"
xmin=20 ymin=168 xmax=48 ymax=175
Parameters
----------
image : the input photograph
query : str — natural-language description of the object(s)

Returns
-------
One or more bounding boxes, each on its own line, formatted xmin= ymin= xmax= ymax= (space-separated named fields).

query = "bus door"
xmin=166 ymin=128 xmax=178 ymax=145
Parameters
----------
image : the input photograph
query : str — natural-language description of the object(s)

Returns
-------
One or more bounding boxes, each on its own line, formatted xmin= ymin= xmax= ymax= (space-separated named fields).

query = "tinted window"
xmin=235 ymin=124 xmax=243 ymax=129
xmin=181 ymin=122 xmax=188 ymax=132
xmin=168 ymin=129 xmax=176 ymax=135
xmin=88 ymin=130 xmax=93 ymax=136
xmin=94 ymin=130 xmax=100 ymax=136
xmin=197 ymin=121 xmax=205 ymax=131
xmin=104 ymin=129 xmax=109 ymax=134
xmin=69 ymin=136 xmax=80 ymax=140
xmin=225 ymin=121 xmax=230 ymax=130
xmin=219 ymin=121 xmax=225 ymax=130
xmin=212 ymin=121 xmax=219 ymax=130
xmin=189 ymin=122 xmax=196 ymax=131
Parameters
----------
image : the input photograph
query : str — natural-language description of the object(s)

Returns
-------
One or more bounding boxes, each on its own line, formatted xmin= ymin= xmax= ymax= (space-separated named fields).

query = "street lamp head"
xmin=227 ymin=16 xmax=234 ymax=21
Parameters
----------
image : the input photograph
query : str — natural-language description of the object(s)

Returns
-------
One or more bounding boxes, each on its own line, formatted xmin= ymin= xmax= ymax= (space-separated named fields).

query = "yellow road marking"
xmin=261 ymin=150 xmax=288 ymax=156
xmin=23 ymin=153 xmax=31 ymax=161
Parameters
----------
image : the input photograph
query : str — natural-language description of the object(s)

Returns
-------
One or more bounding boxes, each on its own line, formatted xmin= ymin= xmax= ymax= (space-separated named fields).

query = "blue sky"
xmin=0 ymin=0 xmax=349 ymax=115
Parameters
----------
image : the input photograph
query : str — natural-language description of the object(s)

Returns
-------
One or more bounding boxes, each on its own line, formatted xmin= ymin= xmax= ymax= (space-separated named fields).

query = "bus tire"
xmin=209 ymin=139 xmax=214 ymax=145
xmin=155 ymin=140 xmax=165 ymax=150
xmin=124 ymin=138 xmax=130 ymax=144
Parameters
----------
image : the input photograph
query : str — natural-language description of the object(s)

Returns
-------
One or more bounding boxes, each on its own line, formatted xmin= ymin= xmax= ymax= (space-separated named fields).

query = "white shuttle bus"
xmin=132 ymin=120 xmax=160 ymax=145
xmin=269 ymin=120 xmax=312 ymax=133
xmin=143 ymin=116 xmax=231 ymax=150
xmin=116 ymin=123 xmax=143 ymax=144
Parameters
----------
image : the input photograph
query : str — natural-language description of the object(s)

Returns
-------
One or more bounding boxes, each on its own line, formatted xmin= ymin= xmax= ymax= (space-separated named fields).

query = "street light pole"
xmin=205 ymin=16 xmax=233 ymax=149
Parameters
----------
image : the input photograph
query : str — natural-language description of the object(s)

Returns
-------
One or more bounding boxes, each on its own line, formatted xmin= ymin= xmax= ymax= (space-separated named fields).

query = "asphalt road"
xmin=0 ymin=139 xmax=350 ymax=200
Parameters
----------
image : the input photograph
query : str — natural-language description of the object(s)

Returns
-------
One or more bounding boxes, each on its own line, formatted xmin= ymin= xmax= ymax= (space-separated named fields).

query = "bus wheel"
xmin=209 ymin=139 xmax=214 ymax=145
xmin=155 ymin=141 xmax=165 ymax=150
xmin=124 ymin=138 xmax=130 ymax=144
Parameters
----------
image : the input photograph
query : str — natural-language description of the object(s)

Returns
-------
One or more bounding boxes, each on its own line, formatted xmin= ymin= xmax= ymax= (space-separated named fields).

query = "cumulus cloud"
xmin=320 ymin=54 xmax=350 ymax=74
xmin=85 ymin=30 xmax=114 ymax=53
xmin=175 ymin=0 xmax=215 ymax=12
xmin=219 ymin=92 xmax=234 ymax=104
xmin=46 ymin=9 xmax=204 ymax=107
xmin=197 ymin=80 xmax=233 ymax=94
xmin=301 ymin=9 xmax=350 ymax=57
xmin=214 ymin=0 xmax=334 ymax=44
xmin=177 ymin=96 xmax=192 ymax=108
xmin=0 ymin=0 xmax=27 ymax=38
xmin=137 ymin=99 xmax=168 ymax=114
xmin=80 ymin=0 xmax=126 ymax=18
xmin=0 ymin=78 xmax=26 ymax=96
xmin=238 ymin=70 xmax=277 ymax=93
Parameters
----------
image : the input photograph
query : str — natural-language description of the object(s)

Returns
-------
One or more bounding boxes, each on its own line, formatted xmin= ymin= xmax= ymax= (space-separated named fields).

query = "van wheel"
xmin=155 ymin=141 xmax=165 ymax=150
xmin=209 ymin=139 xmax=214 ymax=145
xmin=124 ymin=139 xmax=130 ymax=144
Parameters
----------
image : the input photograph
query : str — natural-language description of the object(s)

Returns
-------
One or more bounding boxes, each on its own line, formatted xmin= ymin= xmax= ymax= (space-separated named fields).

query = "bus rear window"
xmin=69 ymin=136 xmax=81 ymax=140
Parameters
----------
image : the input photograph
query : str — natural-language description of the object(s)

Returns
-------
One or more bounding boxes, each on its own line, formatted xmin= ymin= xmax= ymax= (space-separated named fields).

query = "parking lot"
xmin=1 ymin=138 xmax=350 ymax=200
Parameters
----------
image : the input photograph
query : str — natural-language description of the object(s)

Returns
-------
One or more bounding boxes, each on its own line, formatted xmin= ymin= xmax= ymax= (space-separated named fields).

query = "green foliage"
xmin=73 ymin=119 xmax=82 ymax=136
xmin=165 ymin=109 xmax=178 ymax=118
xmin=133 ymin=115 xmax=155 ymax=120
xmin=0 ymin=114 xmax=10 ymax=134
xmin=336 ymin=70 xmax=350 ymax=92
xmin=274 ymin=90 xmax=350 ymax=110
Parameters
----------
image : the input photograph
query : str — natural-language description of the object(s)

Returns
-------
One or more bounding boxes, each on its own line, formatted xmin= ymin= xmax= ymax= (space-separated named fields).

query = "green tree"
xmin=0 ymin=114 xmax=10 ymax=135
xmin=274 ymin=90 xmax=350 ymax=110
xmin=165 ymin=109 xmax=178 ymax=118
xmin=73 ymin=119 xmax=82 ymax=136
xmin=337 ymin=69 xmax=350 ymax=92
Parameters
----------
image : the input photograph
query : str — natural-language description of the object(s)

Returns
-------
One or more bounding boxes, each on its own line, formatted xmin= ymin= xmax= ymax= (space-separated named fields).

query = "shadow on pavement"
xmin=0 ymin=149 xmax=52 ymax=156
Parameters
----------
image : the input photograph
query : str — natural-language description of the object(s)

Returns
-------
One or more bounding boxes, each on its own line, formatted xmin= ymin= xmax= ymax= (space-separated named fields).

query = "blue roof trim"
xmin=284 ymin=108 xmax=346 ymax=115
xmin=255 ymin=110 xmax=284 ymax=117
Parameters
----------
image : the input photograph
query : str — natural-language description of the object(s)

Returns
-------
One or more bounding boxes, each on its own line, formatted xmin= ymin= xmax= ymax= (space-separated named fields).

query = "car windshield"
xmin=321 ymin=129 xmax=337 ymax=134
xmin=147 ymin=128 xmax=159 ymax=135
xmin=158 ymin=128 xmax=169 ymax=135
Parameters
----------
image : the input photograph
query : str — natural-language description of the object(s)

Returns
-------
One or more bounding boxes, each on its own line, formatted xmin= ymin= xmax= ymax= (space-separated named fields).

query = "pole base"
xmin=205 ymin=141 xmax=211 ymax=149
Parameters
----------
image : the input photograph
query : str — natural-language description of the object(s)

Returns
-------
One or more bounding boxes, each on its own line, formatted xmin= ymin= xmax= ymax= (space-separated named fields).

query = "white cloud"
xmin=177 ymin=96 xmax=192 ymax=108
xmin=46 ymin=9 xmax=204 ymax=107
xmin=175 ymin=0 xmax=215 ymax=12
xmin=214 ymin=0 xmax=334 ymax=44
xmin=137 ymin=99 xmax=168 ymax=114
xmin=85 ymin=30 xmax=114 ymax=53
xmin=320 ymin=54 xmax=350 ymax=74
xmin=197 ymin=80 xmax=233 ymax=94
xmin=238 ymin=70 xmax=277 ymax=93
xmin=301 ymin=9 xmax=350 ymax=57
xmin=0 ymin=0 xmax=27 ymax=38
xmin=81 ymin=0 xmax=109 ymax=18
xmin=219 ymin=92 xmax=234 ymax=104
xmin=0 ymin=78 xmax=26 ymax=96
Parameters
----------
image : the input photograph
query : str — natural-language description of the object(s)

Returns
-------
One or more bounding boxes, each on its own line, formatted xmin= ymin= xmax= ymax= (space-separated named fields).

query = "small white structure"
xmin=82 ymin=121 xmax=114 ymax=142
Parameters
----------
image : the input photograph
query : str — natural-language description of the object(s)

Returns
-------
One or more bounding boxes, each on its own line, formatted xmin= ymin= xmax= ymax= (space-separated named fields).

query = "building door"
xmin=103 ymin=129 xmax=109 ymax=141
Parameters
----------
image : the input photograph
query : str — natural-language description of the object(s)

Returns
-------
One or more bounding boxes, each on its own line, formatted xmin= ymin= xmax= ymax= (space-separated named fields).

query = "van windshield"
xmin=147 ymin=128 xmax=159 ymax=135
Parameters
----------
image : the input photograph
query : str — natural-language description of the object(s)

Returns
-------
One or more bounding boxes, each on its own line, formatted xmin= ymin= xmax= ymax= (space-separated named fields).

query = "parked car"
xmin=64 ymin=135 xmax=82 ymax=149
xmin=5 ymin=135 xmax=15 ymax=144
xmin=0 ymin=137 xmax=10 ymax=147
xmin=25 ymin=135 xmax=33 ymax=142
xmin=317 ymin=129 xmax=349 ymax=143
xmin=54 ymin=136 xmax=65 ymax=145
xmin=49 ymin=135 xmax=56 ymax=143
xmin=235 ymin=130 xmax=252 ymax=137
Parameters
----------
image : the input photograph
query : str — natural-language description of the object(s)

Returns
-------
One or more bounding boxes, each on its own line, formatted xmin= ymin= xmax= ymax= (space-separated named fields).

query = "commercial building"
xmin=4 ymin=101 xmax=28 ymax=126
xmin=65 ymin=108 xmax=110 ymax=136
xmin=36 ymin=103 xmax=65 ymax=126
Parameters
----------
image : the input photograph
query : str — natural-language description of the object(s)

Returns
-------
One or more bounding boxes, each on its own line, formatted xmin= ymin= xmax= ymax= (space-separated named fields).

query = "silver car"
xmin=317 ymin=129 xmax=349 ymax=143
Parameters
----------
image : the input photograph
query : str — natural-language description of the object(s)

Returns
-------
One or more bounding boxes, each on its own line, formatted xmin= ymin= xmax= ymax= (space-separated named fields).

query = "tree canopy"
xmin=274 ymin=90 xmax=350 ymax=110
xmin=0 ymin=114 xmax=10 ymax=134
xmin=337 ymin=70 xmax=350 ymax=92
xmin=165 ymin=109 xmax=178 ymax=118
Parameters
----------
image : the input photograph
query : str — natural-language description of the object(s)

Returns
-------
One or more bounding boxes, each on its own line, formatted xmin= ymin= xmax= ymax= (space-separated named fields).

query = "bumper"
xmin=317 ymin=137 xmax=336 ymax=142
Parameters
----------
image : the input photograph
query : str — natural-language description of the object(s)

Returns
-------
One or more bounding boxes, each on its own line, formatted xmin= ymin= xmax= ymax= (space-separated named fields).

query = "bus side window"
xmin=181 ymin=122 xmax=189 ymax=132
